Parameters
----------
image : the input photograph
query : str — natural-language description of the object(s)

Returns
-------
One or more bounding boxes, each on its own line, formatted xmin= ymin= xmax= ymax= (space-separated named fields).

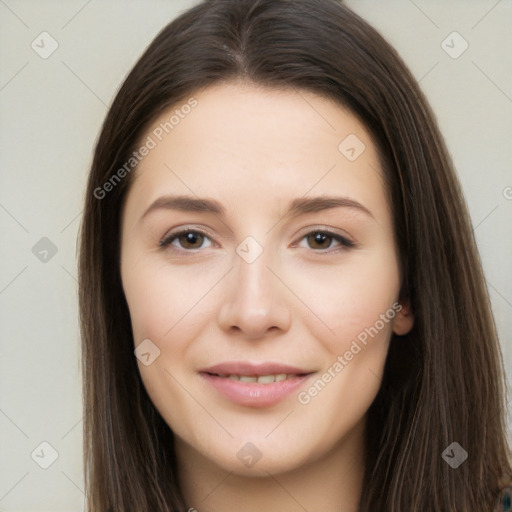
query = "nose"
xmin=217 ymin=251 xmax=292 ymax=340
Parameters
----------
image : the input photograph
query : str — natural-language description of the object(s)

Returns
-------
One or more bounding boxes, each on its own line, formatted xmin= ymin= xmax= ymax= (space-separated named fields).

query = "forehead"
xmin=125 ymin=81 xmax=389 ymax=222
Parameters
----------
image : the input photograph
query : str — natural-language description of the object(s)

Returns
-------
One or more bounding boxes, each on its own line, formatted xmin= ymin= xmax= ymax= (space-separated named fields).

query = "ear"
xmin=392 ymin=299 xmax=414 ymax=336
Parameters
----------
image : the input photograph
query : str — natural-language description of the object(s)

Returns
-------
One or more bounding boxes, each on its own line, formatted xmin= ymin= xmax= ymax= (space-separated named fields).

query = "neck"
xmin=176 ymin=421 xmax=366 ymax=512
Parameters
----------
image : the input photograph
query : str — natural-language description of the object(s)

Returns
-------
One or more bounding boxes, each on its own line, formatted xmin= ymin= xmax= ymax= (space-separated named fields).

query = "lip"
xmin=199 ymin=361 xmax=315 ymax=408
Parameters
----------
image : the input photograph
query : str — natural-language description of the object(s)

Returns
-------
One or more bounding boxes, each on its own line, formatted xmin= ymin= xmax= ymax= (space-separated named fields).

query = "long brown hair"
xmin=78 ymin=0 xmax=511 ymax=510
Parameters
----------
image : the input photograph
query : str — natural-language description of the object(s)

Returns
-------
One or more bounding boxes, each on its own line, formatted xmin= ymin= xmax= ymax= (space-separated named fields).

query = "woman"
xmin=78 ymin=0 xmax=511 ymax=510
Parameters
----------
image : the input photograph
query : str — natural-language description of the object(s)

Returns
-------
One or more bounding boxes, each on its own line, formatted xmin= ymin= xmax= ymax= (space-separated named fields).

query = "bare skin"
xmin=120 ymin=81 xmax=414 ymax=511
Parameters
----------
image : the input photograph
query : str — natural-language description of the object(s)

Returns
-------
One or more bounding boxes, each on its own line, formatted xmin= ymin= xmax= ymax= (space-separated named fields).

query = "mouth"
xmin=204 ymin=372 xmax=308 ymax=383
xmin=199 ymin=362 xmax=315 ymax=407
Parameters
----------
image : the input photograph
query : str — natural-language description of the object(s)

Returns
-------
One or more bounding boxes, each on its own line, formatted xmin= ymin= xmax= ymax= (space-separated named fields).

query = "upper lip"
xmin=200 ymin=361 xmax=313 ymax=376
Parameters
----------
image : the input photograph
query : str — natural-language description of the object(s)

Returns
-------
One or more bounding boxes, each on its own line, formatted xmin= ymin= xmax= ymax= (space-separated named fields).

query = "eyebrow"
xmin=141 ymin=194 xmax=374 ymax=221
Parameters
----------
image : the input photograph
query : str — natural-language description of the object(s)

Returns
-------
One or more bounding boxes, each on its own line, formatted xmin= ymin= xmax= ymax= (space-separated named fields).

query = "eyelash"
xmin=159 ymin=228 xmax=355 ymax=253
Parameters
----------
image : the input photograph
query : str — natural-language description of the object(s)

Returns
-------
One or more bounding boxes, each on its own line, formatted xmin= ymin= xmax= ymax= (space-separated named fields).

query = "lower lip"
xmin=200 ymin=373 xmax=312 ymax=408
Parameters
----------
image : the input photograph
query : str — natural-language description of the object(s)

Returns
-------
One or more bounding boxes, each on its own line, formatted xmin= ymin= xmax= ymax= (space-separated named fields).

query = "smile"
xmin=199 ymin=362 xmax=315 ymax=407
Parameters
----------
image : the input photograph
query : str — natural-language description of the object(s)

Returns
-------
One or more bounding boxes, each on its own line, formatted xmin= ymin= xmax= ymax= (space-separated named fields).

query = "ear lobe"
xmin=392 ymin=300 xmax=414 ymax=336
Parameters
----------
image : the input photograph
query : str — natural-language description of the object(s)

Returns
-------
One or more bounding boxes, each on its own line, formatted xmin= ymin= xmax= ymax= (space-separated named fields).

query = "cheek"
xmin=286 ymin=246 xmax=401 ymax=354
xmin=291 ymin=248 xmax=400 ymax=433
xmin=122 ymin=253 xmax=222 ymax=345
xmin=331 ymin=272 xmax=398 ymax=349
xmin=122 ymin=254 xmax=218 ymax=440
xmin=293 ymin=263 xmax=399 ymax=449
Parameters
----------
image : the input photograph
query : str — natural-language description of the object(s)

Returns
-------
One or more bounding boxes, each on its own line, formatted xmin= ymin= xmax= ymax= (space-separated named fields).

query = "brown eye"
xmin=177 ymin=232 xmax=205 ymax=249
xmin=300 ymin=230 xmax=355 ymax=251
xmin=307 ymin=232 xmax=333 ymax=250
xmin=159 ymin=230 xmax=212 ymax=251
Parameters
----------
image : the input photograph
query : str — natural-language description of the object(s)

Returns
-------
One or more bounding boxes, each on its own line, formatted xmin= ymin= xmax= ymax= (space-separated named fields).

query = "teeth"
xmin=239 ymin=376 xmax=257 ymax=383
xmin=221 ymin=373 xmax=297 ymax=383
xmin=257 ymin=375 xmax=276 ymax=384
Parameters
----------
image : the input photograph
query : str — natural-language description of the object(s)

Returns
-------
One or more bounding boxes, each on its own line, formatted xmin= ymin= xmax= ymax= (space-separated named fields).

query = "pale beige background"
xmin=0 ymin=0 xmax=511 ymax=510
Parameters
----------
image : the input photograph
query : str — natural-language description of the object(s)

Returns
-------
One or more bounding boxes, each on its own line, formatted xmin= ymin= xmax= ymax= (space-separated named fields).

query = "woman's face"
xmin=120 ymin=82 xmax=413 ymax=477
